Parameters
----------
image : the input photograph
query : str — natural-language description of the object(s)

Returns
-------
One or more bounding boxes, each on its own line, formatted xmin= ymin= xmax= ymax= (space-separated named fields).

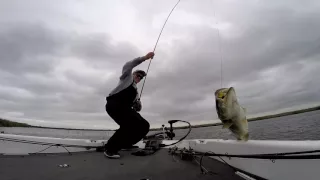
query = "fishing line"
xmin=28 ymin=145 xmax=72 ymax=155
xmin=32 ymin=145 xmax=54 ymax=154
xmin=199 ymin=151 xmax=237 ymax=174
xmin=211 ymin=1 xmax=223 ymax=88
xmin=139 ymin=0 xmax=182 ymax=98
xmin=195 ymin=154 xmax=219 ymax=175
xmin=218 ymin=27 xmax=223 ymax=88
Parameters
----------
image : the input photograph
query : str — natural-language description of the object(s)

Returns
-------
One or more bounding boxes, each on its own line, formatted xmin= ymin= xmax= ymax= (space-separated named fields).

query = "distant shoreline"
xmin=1 ymin=105 xmax=320 ymax=131
xmin=0 ymin=119 xmax=31 ymax=128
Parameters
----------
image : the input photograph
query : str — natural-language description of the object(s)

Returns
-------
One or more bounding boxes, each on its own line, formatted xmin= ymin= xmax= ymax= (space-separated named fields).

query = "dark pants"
xmin=105 ymin=102 xmax=150 ymax=153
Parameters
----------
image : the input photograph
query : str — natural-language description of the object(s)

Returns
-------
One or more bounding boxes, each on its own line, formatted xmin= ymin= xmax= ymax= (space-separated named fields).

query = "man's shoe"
xmin=104 ymin=150 xmax=120 ymax=159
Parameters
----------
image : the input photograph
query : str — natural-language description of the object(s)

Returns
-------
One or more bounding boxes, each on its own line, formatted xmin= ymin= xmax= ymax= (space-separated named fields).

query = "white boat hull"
xmin=189 ymin=139 xmax=320 ymax=180
xmin=0 ymin=134 xmax=106 ymax=155
xmin=0 ymin=134 xmax=178 ymax=154
xmin=1 ymin=134 xmax=320 ymax=180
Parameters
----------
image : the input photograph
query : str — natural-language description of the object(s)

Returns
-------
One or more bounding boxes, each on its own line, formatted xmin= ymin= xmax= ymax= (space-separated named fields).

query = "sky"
xmin=0 ymin=0 xmax=320 ymax=129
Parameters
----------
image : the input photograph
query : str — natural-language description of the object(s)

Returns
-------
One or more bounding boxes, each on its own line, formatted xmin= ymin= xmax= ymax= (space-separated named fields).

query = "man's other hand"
xmin=133 ymin=99 xmax=142 ymax=112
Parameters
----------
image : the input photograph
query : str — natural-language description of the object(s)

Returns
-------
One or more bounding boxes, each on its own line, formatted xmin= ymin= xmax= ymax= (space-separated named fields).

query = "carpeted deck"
xmin=0 ymin=149 xmax=243 ymax=180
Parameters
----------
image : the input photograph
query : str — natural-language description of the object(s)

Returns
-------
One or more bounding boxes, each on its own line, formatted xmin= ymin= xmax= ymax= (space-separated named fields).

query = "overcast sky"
xmin=1 ymin=0 xmax=320 ymax=129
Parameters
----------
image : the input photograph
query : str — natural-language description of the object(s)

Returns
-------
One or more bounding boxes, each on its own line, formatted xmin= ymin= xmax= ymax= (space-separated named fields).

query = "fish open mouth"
xmin=218 ymin=93 xmax=226 ymax=99
xmin=217 ymin=89 xmax=228 ymax=99
xmin=216 ymin=87 xmax=234 ymax=100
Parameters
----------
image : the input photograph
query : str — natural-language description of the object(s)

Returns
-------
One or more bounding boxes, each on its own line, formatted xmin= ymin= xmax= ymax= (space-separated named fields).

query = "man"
xmin=104 ymin=52 xmax=154 ymax=159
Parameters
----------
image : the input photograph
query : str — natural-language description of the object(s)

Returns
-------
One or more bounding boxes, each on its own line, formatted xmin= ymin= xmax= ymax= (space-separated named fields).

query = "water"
xmin=174 ymin=110 xmax=320 ymax=140
xmin=1 ymin=110 xmax=320 ymax=141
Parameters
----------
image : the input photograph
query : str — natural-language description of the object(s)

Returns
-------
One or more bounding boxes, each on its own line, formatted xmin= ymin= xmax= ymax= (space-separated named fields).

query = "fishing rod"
xmin=171 ymin=148 xmax=320 ymax=160
xmin=139 ymin=0 xmax=182 ymax=98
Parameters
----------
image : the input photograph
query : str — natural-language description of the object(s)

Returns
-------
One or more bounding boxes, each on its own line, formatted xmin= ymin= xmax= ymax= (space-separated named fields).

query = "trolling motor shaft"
xmin=168 ymin=120 xmax=178 ymax=140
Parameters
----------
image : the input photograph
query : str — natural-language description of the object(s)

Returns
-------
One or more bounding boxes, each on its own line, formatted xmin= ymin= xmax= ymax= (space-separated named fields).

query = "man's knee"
xmin=133 ymin=116 xmax=149 ymax=134
xmin=143 ymin=120 xmax=150 ymax=131
xmin=140 ymin=120 xmax=150 ymax=137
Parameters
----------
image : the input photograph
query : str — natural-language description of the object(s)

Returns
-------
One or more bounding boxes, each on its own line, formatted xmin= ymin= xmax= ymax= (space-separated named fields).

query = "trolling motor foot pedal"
xmin=131 ymin=139 xmax=163 ymax=156
xmin=132 ymin=133 xmax=165 ymax=156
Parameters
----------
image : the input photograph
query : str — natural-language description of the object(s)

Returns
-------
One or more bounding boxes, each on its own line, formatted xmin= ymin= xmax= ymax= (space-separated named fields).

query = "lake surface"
xmin=1 ymin=110 xmax=320 ymax=141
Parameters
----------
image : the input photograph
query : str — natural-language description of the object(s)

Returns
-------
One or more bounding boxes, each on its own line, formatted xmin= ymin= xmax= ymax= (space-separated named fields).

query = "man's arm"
xmin=122 ymin=57 xmax=145 ymax=76
xmin=121 ymin=52 xmax=155 ymax=78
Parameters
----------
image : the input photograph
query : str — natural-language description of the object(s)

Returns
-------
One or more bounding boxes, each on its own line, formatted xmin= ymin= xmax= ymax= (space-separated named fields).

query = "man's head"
xmin=133 ymin=70 xmax=146 ymax=83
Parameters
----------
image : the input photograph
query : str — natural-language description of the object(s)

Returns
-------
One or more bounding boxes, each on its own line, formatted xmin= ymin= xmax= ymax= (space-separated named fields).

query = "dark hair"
xmin=133 ymin=70 xmax=146 ymax=77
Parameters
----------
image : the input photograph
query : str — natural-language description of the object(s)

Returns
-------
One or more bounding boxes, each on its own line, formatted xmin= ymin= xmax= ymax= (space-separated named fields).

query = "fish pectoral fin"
xmin=222 ymin=122 xmax=233 ymax=129
xmin=243 ymin=133 xmax=249 ymax=141
xmin=238 ymin=133 xmax=249 ymax=141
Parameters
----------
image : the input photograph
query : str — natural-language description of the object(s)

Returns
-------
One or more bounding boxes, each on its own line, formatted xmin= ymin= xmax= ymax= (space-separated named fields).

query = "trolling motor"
xmin=167 ymin=120 xmax=177 ymax=140
xmin=143 ymin=120 xmax=179 ymax=141
xmin=132 ymin=120 xmax=189 ymax=156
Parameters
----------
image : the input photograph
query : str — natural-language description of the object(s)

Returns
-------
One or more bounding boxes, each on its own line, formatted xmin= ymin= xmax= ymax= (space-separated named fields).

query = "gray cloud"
xmin=135 ymin=1 xmax=320 ymax=122
xmin=0 ymin=24 xmax=62 ymax=74
xmin=0 ymin=23 xmax=141 ymax=126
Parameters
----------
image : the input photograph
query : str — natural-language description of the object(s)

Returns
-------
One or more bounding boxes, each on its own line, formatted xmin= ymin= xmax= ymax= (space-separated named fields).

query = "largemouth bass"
xmin=215 ymin=87 xmax=249 ymax=141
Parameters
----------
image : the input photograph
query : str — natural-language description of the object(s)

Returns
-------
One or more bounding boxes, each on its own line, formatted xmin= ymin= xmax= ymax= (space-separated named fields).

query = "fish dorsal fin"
xmin=222 ymin=122 xmax=233 ymax=129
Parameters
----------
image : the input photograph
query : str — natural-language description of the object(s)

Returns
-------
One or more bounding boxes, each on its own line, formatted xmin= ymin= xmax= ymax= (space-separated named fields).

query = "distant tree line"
xmin=0 ymin=118 xmax=31 ymax=127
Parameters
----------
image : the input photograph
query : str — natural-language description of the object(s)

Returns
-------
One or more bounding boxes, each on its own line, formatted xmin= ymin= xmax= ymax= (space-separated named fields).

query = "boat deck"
xmin=0 ymin=149 xmax=243 ymax=180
